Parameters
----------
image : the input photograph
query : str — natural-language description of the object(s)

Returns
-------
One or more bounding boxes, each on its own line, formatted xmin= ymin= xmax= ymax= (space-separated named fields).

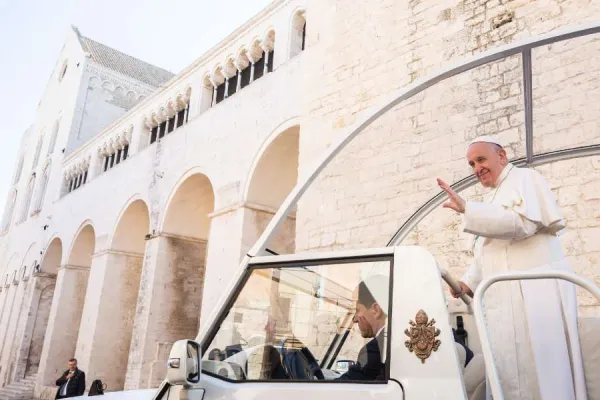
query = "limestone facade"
xmin=0 ymin=0 xmax=599 ymax=398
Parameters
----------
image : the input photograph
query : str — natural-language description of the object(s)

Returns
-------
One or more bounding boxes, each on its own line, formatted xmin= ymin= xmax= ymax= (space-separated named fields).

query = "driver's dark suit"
xmin=336 ymin=329 xmax=474 ymax=381
xmin=335 ymin=330 xmax=385 ymax=381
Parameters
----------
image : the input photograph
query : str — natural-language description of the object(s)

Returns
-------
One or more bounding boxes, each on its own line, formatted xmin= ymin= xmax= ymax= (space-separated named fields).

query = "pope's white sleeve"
xmin=461 ymin=260 xmax=481 ymax=292
xmin=462 ymin=201 xmax=540 ymax=240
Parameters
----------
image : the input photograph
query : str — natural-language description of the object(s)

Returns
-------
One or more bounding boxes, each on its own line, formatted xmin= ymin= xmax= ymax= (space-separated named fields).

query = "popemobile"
xmin=74 ymin=22 xmax=600 ymax=400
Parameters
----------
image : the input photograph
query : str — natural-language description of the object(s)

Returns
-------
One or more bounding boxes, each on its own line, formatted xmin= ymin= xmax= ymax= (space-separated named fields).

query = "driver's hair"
xmin=356 ymin=274 xmax=389 ymax=316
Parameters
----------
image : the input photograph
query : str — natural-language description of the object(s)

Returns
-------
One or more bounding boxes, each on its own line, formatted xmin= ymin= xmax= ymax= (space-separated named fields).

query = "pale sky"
xmin=0 ymin=0 xmax=273 ymax=211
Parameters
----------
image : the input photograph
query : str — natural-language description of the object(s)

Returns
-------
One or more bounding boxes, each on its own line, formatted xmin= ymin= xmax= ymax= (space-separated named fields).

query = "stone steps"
xmin=0 ymin=373 xmax=37 ymax=400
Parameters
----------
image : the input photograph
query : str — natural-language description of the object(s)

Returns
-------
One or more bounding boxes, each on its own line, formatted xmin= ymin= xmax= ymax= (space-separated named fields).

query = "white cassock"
xmin=461 ymin=162 xmax=587 ymax=400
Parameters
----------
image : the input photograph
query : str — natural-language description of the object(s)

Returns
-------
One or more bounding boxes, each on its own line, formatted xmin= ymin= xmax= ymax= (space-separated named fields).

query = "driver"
xmin=336 ymin=274 xmax=388 ymax=381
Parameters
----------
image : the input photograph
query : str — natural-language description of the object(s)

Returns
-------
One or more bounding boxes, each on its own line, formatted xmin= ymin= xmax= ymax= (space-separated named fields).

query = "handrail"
xmin=438 ymin=266 xmax=472 ymax=309
xmin=472 ymin=270 xmax=600 ymax=400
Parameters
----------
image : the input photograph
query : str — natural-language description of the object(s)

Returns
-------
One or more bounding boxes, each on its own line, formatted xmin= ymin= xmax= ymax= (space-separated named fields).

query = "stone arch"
xmin=40 ymin=237 xmax=62 ymax=275
xmin=67 ymin=222 xmax=96 ymax=267
xmin=133 ymin=171 xmax=214 ymax=385
xmin=38 ymin=223 xmax=95 ymax=387
xmin=162 ymin=172 xmax=215 ymax=239
xmin=21 ymin=237 xmax=61 ymax=377
xmin=86 ymin=198 xmax=149 ymax=390
xmin=242 ymin=122 xmax=300 ymax=254
xmin=200 ymin=74 xmax=214 ymax=113
xmin=18 ymin=242 xmax=38 ymax=280
xmin=108 ymin=196 xmax=150 ymax=253
xmin=290 ymin=8 xmax=307 ymax=58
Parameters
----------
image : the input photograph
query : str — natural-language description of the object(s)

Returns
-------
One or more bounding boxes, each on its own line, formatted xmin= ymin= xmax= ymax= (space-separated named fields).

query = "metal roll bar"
xmin=472 ymin=270 xmax=600 ymax=400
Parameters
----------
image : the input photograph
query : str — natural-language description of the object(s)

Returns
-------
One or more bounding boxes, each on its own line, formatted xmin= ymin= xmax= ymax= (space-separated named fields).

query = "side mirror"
xmin=167 ymin=340 xmax=201 ymax=385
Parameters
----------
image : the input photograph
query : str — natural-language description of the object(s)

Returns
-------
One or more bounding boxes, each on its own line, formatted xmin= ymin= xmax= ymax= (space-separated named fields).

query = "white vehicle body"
xmin=77 ymin=22 xmax=600 ymax=400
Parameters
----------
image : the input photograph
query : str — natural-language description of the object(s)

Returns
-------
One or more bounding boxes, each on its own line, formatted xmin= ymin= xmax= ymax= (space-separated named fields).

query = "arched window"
xmin=33 ymin=164 xmax=51 ymax=213
xmin=18 ymin=176 xmax=35 ymax=222
xmin=13 ymin=156 xmax=24 ymax=185
xmin=31 ymin=136 xmax=44 ymax=170
xmin=1 ymin=190 xmax=17 ymax=232
xmin=48 ymin=120 xmax=60 ymax=155
xmin=290 ymin=10 xmax=306 ymax=59
xmin=58 ymin=60 xmax=68 ymax=82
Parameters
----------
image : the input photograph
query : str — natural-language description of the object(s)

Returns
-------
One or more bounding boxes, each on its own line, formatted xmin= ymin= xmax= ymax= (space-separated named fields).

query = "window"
xmin=202 ymin=257 xmax=392 ymax=382
xmin=215 ymin=82 xmax=226 ymax=104
xmin=66 ymin=168 xmax=88 ymax=194
xmin=32 ymin=136 xmax=44 ymax=170
xmin=150 ymin=126 xmax=158 ymax=144
xmin=13 ymin=157 xmax=24 ymax=185
xmin=149 ymin=105 xmax=190 ymax=145
xmin=18 ymin=177 xmax=35 ymax=222
xmin=1 ymin=190 xmax=17 ymax=232
xmin=48 ymin=120 xmax=60 ymax=155
xmin=58 ymin=60 xmax=68 ymax=82
xmin=32 ymin=165 xmax=50 ymax=213
xmin=101 ymin=144 xmax=131 ymax=174
xmin=290 ymin=11 xmax=307 ymax=58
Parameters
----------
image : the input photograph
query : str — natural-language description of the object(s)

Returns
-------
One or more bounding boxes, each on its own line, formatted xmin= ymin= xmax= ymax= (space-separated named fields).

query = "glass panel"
xmin=294 ymin=54 xmax=525 ymax=255
xmin=532 ymin=34 xmax=600 ymax=154
xmin=202 ymin=258 xmax=391 ymax=382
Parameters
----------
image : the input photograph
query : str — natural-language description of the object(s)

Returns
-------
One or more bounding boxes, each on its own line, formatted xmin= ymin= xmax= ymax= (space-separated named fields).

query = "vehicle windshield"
xmin=202 ymin=256 xmax=391 ymax=381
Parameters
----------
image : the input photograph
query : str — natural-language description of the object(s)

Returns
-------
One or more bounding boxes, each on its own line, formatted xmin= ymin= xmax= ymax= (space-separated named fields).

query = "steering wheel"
xmin=280 ymin=338 xmax=325 ymax=380
xmin=300 ymin=346 xmax=325 ymax=380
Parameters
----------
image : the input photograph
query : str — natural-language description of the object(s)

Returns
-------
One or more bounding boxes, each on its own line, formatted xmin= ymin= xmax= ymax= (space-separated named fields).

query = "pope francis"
xmin=437 ymin=136 xmax=587 ymax=400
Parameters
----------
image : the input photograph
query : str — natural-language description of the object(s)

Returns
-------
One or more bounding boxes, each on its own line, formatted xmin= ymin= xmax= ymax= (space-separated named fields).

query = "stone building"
xmin=0 ymin=0 xmax=599 ymax=398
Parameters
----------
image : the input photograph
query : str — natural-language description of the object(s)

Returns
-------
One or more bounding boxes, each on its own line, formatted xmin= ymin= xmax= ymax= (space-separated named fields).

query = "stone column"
xmin=0 ymin=278 xmax=28 ymax=388
xmin=124 ymin=234 xmax=207 ymax=390
xmin=72 ymin=250 xmax=143 ymax=392
xmin=12 ymin=273 xmax=56 ymax=381
xmin=0 ymin=283 xmax=19 ymax=368
xmin=211 ymin=83 xmax=218 ymax=107
xmin=200 ymin=204 xmax=296 ymax=330
xmin=236 ymin=70 xmax=242 ymax=91
xmin=223 ymin=77 xmax=230 ymax=99
xmin=36 ymin=265 xmax=89 ymax=398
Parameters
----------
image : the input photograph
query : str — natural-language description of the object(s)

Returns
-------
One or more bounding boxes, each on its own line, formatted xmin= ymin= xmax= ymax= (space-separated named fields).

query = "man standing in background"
xmin=55 ymin=358 xmax=86 ymax=399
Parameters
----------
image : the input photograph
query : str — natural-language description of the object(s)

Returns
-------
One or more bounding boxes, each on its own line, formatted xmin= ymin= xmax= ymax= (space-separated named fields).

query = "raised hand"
xmin=437 ymin=178 xmax=466 ymax=213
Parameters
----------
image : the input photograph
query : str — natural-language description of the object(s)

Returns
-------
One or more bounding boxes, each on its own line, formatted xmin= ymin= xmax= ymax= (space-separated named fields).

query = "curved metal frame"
xmin=472 ymin=270 xmax=600 ymax=400
xmin=248 ymin=21 xmax=600 ymax=258
xmin=198 ymin=18 xmax=600 ymax=372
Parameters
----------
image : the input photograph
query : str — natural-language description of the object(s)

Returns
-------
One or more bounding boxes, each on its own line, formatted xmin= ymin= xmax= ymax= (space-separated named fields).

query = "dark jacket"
xmin=335 ymin=329 xmax=474 ymax=381
xmin=55 ymin=368 xmax=86 ymax=399
xmin=336 ymin=330 xmax=386 ymax=381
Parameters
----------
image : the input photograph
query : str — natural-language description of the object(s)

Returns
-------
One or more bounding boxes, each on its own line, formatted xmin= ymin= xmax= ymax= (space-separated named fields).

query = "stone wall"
xmin=297 ymin=0 xmax=600 ymax=314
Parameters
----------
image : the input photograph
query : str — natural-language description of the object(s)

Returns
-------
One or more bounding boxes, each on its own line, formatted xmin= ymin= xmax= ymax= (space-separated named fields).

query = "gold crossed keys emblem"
xmin=404 ymin=309 xmax=441 ymax=364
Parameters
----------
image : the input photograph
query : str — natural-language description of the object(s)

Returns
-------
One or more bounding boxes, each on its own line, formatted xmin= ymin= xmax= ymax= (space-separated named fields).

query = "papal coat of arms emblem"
xmin=404 ymin=309 xmax=441 ymax=364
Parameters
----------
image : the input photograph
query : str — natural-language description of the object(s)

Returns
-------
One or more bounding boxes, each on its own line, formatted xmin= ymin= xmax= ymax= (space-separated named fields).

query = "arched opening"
xmin=68 ymin=225 xmax=95 ymax=266
xmin=128 ymin=174 xmax=214 ymax=388
xmin=41 ymin=238 xmax=63 ymax=275
xmin=24 ymin=238 xmax=62 ymax=376
xmin=86 ymin=200 xmax=149 ymax=390
xmin=163 ymin=174 xmax=214 ymax=239
xmin=290 ymin=10 xmax=306 ymax=58
xmin=38 ymin=225 xmax=94 ymax=388
xmin=246 ymin=125 xmax=300 ymax=254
